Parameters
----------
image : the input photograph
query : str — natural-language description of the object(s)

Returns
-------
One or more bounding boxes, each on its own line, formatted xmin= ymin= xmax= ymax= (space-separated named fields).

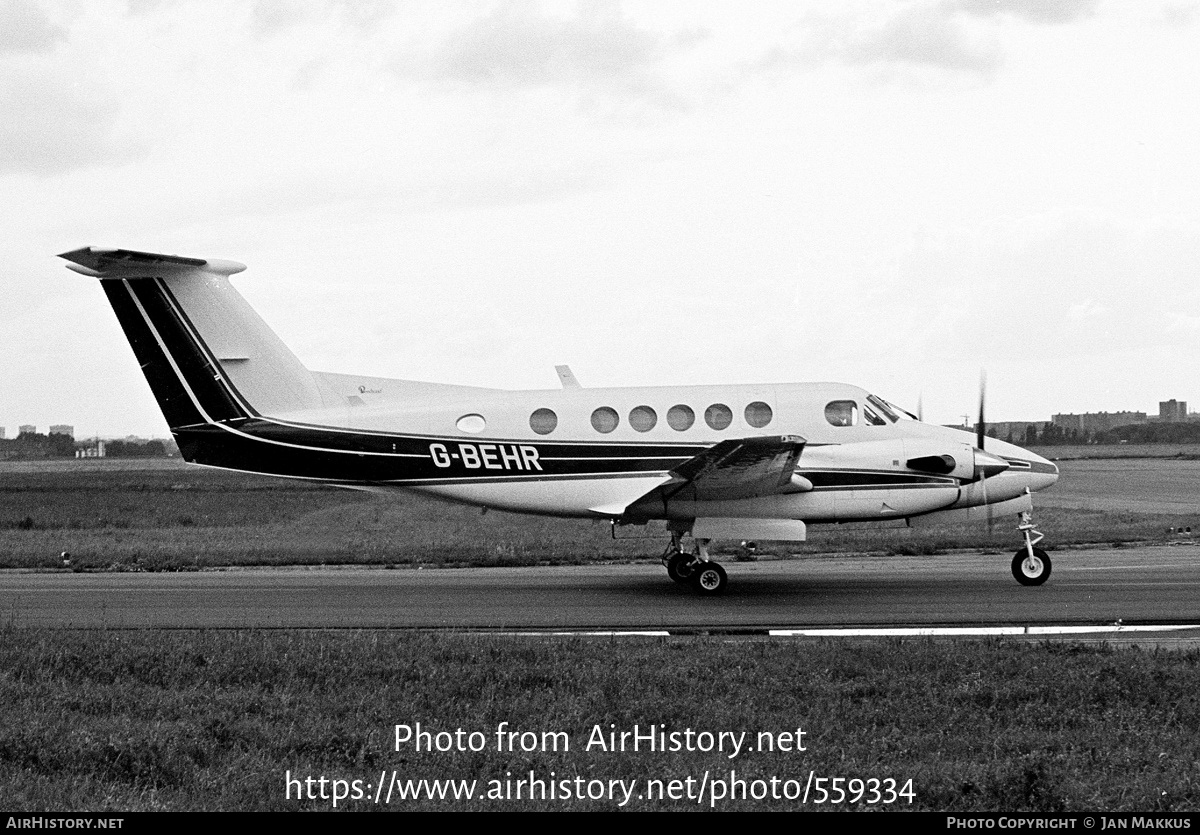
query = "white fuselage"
xmin=279 ymin=375 xmax=1058 ymax=523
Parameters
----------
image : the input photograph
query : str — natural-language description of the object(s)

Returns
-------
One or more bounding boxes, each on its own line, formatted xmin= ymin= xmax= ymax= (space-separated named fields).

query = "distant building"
xmin=49 ymin=424 xmax=74 ymax=438
xmin=0 ymin=427 xmax=5 ymax=439
xmin=18 ymin=424 xmax=35 ymax=436
xmin=1052 ymin=411 xmax=1146 ymax=435
xmin=76 ymin=439 xmax=106 ymax=458
xmin=984 ymin=421 xmax=1052 ymax=443
xmin=1160 ymin=400 xmax=1188 ymax=423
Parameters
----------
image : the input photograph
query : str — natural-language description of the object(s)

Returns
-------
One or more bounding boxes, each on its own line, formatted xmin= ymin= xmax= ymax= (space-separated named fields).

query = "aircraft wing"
xmin=668 ymin=434 xmax=806 ymax=501
xmin=603 ymin=435 xmax=806 ymax=518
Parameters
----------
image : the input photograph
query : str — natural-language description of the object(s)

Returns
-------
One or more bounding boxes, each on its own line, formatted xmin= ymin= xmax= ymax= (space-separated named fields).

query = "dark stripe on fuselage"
xmin=175 ymin=422 xmax=707 ymax=482
xmin=175 ymin=420 xmax=976 ymax=489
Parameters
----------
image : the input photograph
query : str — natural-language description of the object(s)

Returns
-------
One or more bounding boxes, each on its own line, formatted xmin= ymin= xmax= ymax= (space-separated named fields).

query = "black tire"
xmin=1012 ymin=547 xmax=1051 ymax=586
xmin=691 ymin=561 xmax=728 ymax=595
xmin=667 ymin=552 xmax=696 ymax=584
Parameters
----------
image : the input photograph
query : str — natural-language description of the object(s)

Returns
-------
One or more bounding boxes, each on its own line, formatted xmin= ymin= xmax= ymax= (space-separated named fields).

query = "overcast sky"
xmin=2 ymin=0 xmax=1198 ymax=438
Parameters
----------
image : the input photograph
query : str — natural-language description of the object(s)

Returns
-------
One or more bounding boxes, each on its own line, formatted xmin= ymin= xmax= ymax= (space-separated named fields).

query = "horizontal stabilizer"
xmin=59 ymin=247 xmax=245 ymax=278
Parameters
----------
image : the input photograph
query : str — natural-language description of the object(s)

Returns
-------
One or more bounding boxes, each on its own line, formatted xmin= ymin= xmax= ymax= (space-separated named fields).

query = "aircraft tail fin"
xmin=60 ymin=247 xmax=331 ymax=430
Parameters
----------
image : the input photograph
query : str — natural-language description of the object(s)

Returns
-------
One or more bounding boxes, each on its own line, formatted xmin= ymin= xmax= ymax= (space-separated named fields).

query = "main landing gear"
xmin=662 ymin=531 xmax=728 ymax=595
xmin=1012 ymin=508 xmax=1051 ymax=586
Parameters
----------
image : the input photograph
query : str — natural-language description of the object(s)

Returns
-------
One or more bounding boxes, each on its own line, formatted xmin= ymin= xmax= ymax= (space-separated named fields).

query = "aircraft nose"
xmin=1025 ymin=449 xmax=1059 ymax=491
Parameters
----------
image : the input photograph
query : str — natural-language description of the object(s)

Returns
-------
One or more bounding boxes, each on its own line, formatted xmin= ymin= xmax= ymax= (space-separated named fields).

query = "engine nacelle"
xmin=800 ymin=439 xmax=1007 ymax=483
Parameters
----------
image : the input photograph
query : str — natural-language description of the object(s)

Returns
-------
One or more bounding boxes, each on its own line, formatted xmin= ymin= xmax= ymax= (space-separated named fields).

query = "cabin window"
xmin=591 ymin=407 xmax=619 ymax=434
xmin=529 ymin=408 xmax=557 ymax=435
xmin=667 ymin=404 xmax=695 ymax=431
xmin=629 ymin=405 xmax=657 ymax=432
xmin=825 ymin=400 xmax=857 ymax=427
xmin=457 ymin=414 xmax=486 ymax=434
xmin=705 ymin=403 xmax=733 ymax=430
xmin=745 ymin=401 xmax=773 ymax=428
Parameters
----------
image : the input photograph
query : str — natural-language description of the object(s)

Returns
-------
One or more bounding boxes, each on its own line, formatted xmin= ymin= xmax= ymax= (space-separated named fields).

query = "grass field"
xmin=2 ymin=458 xmax=1197 ymax=571
xmin=0 ymin=461 xmax=649 ymax=570
xmin=2 ymin=629 xmax=1198 ymax=812
xmin=1029 ymin=443 xmax=1200 ymax=460
xmin=1039 ymin=458 xmax=1200 ymax=515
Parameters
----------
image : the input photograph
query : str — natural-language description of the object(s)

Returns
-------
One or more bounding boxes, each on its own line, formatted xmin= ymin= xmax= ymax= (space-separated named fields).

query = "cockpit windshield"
xmin=867 ymin=394 xmax=918 ymax=422
xmin=863 ymin=401 xmax=887 ymax=426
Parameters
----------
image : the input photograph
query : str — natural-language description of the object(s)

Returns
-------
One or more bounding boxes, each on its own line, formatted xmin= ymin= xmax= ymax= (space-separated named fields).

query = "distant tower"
xmin=18 ymin=424 xmax=35 ymax=436
xmin=49 ymin=424 xmax=74 ymax=438
xmin=1160 ymin=400 xmax=1188 ymax=423
xmin=0 ymin=427 xmax=5 ymax=439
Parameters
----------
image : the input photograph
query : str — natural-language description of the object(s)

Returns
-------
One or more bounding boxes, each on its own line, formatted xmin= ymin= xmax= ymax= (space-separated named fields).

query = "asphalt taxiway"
xmin=3 ymin=544 xmax=1200 ymax=635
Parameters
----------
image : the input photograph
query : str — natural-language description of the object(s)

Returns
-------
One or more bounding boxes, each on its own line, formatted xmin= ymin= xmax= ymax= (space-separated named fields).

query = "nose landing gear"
xmin=1012 ymin=508 xmax=1051 ymax=586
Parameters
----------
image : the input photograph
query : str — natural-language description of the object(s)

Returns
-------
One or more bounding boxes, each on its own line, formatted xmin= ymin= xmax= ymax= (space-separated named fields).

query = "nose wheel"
xmin=1013 ymin=547 xmax=1051 ymax=585
xmin=1012 ymin=508 xmax=1051 ymax=586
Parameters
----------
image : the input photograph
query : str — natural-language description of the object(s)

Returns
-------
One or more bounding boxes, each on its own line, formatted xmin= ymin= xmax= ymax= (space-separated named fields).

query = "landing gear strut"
xmin=1012 ymin=508 xmax=1051 ymax=586
xmin=661 ymin=530 xmax=728 ymax=595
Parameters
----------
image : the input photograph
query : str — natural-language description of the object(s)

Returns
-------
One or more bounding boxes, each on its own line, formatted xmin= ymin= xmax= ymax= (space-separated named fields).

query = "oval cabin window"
xmin=705 ymin=403 xmax=733 ymax=430
xmin=745 ymin=401 xmax=773 ymax=428
xmin=457 ymin=414 xmax=486 ymax=434
xmin=529 ymin=408 xmax=557 ymax=435
xmin=591 ymin=407 xmax=619 ymax=434
xmin=667 ymin=404 xmax=695 ymax=431
xmin=629 ymin=405 xmax=657 ymax=432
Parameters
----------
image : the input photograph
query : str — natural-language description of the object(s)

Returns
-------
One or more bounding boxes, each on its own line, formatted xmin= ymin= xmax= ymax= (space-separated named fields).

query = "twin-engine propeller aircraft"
xmin=61 ymin=246 xmax=1059 ymax=595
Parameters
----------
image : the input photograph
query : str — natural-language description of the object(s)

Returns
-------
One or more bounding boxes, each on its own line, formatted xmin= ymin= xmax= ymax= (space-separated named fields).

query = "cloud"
xmin=1160 ymin=3 xmax=1199 ymax=27
xmin=955 ymin=0 xmax=1102 ymax=25
xmin=762 ymin=0 xmax=1106 ymax=83
xmin=895 ymin=211 xmax=1200 ymax=362
xmin=842 ymin=2 xmax=1002 ymax=74
xmin=760 ymin=1 xmax=1003 ymax=82
xmin=252 ymin=0 xmax=309 ymax=37
xmin=252 ymin=0 xmax=393 ymax=37
xmin=392 ymin=1 xmax=700 ymax=108
xmin=0 ymin=0 xmax=67 ymax=54
xmin=0 ymin=69 xmax=146 ymax=176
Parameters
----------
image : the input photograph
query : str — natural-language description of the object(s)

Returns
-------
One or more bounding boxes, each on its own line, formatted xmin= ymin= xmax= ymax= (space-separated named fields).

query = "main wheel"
xmin=1012 ymin=547 xmax=1051 ymax=586
xmin=691 ymin=561 xmax=728 ymax=595
xmin=666 ymin=551 xmax=696 ymax=584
